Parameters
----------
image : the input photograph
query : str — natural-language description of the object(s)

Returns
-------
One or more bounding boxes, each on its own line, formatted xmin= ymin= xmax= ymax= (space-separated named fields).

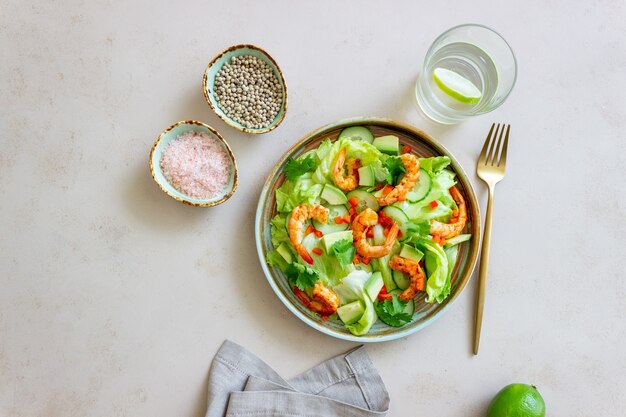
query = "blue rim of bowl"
xmin=149 ymin=120 xmax=238 ymax=207
xmin=254 ymin=116 xmax=481 ymax=342
xmin=203 ymin=44 xmax=288 ymax=134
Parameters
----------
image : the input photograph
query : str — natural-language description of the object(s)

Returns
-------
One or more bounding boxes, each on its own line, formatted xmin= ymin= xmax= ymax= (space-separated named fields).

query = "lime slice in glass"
xmin=432 ymin=68 xmax=482 ymax=104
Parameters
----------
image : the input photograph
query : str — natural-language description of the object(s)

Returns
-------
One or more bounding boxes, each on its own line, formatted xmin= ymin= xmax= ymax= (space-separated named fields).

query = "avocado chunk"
xmin=373 ymin=135 xmax=400 ymax=155
xmin=337 ymin=301 xmax=365 ymax=325
xmin=358 ymin=165 xmax=376 ymax=187
xmin=321 ymin=184 xmax=348 ymax=205
xmin=320 ymin=230 xmax=353 ymax=252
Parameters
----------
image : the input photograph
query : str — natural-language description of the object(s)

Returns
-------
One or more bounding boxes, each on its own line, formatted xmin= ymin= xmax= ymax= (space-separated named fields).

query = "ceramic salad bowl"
xmin=255 ymin=117 xmax=481 ymax=342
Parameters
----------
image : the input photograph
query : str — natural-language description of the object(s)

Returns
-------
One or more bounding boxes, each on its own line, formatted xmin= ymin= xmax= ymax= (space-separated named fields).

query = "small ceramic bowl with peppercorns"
xmin=203 ymin=44 xmax=288 ymax=134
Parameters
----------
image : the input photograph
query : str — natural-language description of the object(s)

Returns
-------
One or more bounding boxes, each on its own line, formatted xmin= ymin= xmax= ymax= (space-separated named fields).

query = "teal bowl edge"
xmin=203 ymin=44 xmax=288 ymax=134
xmin=149 ymin=120 xmax=239 ymax=207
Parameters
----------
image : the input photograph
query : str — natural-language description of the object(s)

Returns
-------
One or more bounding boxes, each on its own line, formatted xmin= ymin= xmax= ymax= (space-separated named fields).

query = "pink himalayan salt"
xmin=160 ymin=131 xmax=231 ymax=200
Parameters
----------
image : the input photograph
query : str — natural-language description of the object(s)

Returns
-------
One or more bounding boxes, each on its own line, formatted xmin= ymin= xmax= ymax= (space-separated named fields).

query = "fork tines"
xmin=478 ymin=123 xmax=510 ymax=167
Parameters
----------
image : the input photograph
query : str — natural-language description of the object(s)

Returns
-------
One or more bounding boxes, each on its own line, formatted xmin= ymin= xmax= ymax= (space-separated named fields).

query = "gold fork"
xmin=474 ymin=123 xmax=511 ymax=355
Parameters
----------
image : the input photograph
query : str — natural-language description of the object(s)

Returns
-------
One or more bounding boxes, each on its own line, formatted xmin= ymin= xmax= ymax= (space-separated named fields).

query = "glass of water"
xmin=415 ymin=24 xmax=517 ymax=124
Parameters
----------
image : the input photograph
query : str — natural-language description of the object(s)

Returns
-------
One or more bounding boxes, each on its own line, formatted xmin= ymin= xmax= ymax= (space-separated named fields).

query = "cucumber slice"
xmin=337 ymin=301 xmax=365 ymax=325
xmin=276 ymin=242 xmax=293 ymax=263
xmin=381 ymin=206 xmax=410 ymax=238
xmin=389 ymin=289 xmax=415 ymax=316
xmin=392 ymin=269 xmax=410 ymax=290
xmin=320 ymin=230 xmax=353 ymax=252
xmin=373 ymin=256 xmax=396 ymax=291
xmin=372 ymin=135 xmax=399 ymax=155
xmin=358 ymin=165 xmax=375 ymax=187
xmin=443 ymin=234 xmax=472 ymax=248
xmin=338 ymin=126 xmax=374 ymax=143
xmin=346 ymin=189 xmax=380 ymax=212
xmin=406 ymin=169 xmax=431 ymax=203
xmin=313 ymin=205 xmax=349 ymax=234
xmin=365 ymin=272 xmax=384 ymax=302
xmin=321 ymin=184 xmax=348 ymax=205
xmin=399 ymin=244 xmax=424 ymax=262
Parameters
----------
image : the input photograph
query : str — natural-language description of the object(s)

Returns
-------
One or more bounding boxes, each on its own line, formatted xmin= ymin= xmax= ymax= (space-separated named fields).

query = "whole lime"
xmin=486 ymin=383 xmax=545 ymax=417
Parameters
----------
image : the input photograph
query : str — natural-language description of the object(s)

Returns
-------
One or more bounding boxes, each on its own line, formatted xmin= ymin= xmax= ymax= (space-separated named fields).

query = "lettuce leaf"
xmin=269 ymin=214 xmax=289 ymax=247
xmin=266 ymin=250 xmax=289 ymax=272
xmin=394 ymin=156 xmax=457 ymax=224
xmin=299 ymin=234 xmax=349 ymax=286
xmin=419 ymin=156 xmax=451 ymax=174
xmin=275 ymin=174 xmax=323 ymax=213
xmin=332 ymin=270 xmax=378 ymax=335
xmin=420 ymin=239 xmax=450 ymax=303
xmin=313 ymin=137 xmax=383 ymax=184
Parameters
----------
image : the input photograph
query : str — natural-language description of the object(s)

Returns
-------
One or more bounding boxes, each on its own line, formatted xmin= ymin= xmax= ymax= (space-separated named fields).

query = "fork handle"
xmin=473 ymin=186 xmax=495 ymax=355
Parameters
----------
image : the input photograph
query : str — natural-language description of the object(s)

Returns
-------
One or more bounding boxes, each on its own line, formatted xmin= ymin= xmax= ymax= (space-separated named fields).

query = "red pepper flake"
xmin=382 ymin=185 xmax=394 ymax=196
xmin=321 ymin=315 xmax=329 ymax=321
xmin=341 ymin=214 xmax=351 ymax=224
xmin=353 ymin=255 xmax=360 ymax=265
xmin=419 ymin=261 xmax=425 ymax=267
xmin=366 ymin=228 xmax=374 ymax=238
xmin=378 ymin=286 xmax=392 ymax=301
xmin=334 ymin=216 xmax=344 ymax=224
xmin=374 ymin=183 xmax=384 ymax=191
xmin=313 ymin=229 xmax=323 ymax=238
xmin=429 ymin=200 xmax=439 ymax=209
xmin=348 ymin=197 xmax=359 ymax=207
xmin=402 ymin=145 xmax=412 ymax=154
xmin=312 ymin=247 xmax=323 ymax=256
xmin=378 ymin=211 xmax=393 ymax=228
xmin=361 ymin=256 xmax=371 ymax=265
xmin=305 ymin=225 xmax=314 ymax=235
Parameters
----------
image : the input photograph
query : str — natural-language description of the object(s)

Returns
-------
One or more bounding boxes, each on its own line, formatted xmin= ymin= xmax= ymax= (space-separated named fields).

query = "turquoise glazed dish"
xmin=149 ymin=120 xmax=238 ymax=207
xmin=203 ymin=44 xmax=288 ymax=134
xmin=255 ymin=117 xmax=481 ymax=342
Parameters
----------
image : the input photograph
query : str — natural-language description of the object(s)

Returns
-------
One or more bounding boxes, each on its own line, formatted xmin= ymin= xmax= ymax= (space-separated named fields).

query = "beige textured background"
xmin=1 ymin=1 xmax=625 ymax=416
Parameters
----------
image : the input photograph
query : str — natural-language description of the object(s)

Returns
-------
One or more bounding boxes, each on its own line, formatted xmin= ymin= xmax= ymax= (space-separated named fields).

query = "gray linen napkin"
xmin=205 ymin=340 xmax=389 ymax=417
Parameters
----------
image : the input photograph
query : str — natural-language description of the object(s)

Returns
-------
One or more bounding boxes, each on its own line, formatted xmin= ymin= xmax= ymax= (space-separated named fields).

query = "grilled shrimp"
xmin=378 ymin=153 xmax=420 ymax=206
xmin=430 ymin=186 xmax=467 ymax=239
xmin=389 ymin=255 xmax=425 ymax=301
xmin=332 ymin=148 xmax=359 ymax=191
xmin=288 ymin=204 xmax=329 ymax=265
xmin=293 ymin=281 xmax=340 ymax=315
xmin=351 ymin=208 xmax=399 ymax=258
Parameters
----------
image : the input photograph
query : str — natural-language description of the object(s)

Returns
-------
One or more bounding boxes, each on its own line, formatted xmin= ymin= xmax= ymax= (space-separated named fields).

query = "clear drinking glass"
xmin=415 ymin=24 xmax=517 ymax=124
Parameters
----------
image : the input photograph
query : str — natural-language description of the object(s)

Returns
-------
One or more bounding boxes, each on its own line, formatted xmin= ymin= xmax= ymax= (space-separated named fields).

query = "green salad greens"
xmin=266 ymin=126 xmax=471 ymax=336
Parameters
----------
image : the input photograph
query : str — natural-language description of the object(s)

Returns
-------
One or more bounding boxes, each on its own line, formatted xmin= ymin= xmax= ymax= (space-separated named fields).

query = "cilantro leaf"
xmin=285 ymin=263 xmax=319 ymax=290
xmin=284 ymin=155 xmax=318 ymax=181
xmin=375 ymin=294 xmax=413 ymax=327
xmin=383 ymin=156 xmax=406 ymax=185
xmin=330 ymin=239 xmax=356 ymax=267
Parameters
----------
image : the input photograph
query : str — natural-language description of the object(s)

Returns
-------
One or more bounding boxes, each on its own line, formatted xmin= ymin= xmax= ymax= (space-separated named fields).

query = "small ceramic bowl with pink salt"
xmin=149 ymin=120 xmax=238 ymax=207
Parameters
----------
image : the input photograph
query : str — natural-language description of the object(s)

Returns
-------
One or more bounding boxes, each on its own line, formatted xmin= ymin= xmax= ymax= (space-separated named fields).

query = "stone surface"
xmin=1 ymin=1 xmax=625 ymax=416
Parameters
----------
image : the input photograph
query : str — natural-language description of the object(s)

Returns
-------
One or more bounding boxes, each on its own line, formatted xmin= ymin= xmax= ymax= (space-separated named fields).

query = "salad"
xmin=266 ymin=126 xmax=471 ymax=336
